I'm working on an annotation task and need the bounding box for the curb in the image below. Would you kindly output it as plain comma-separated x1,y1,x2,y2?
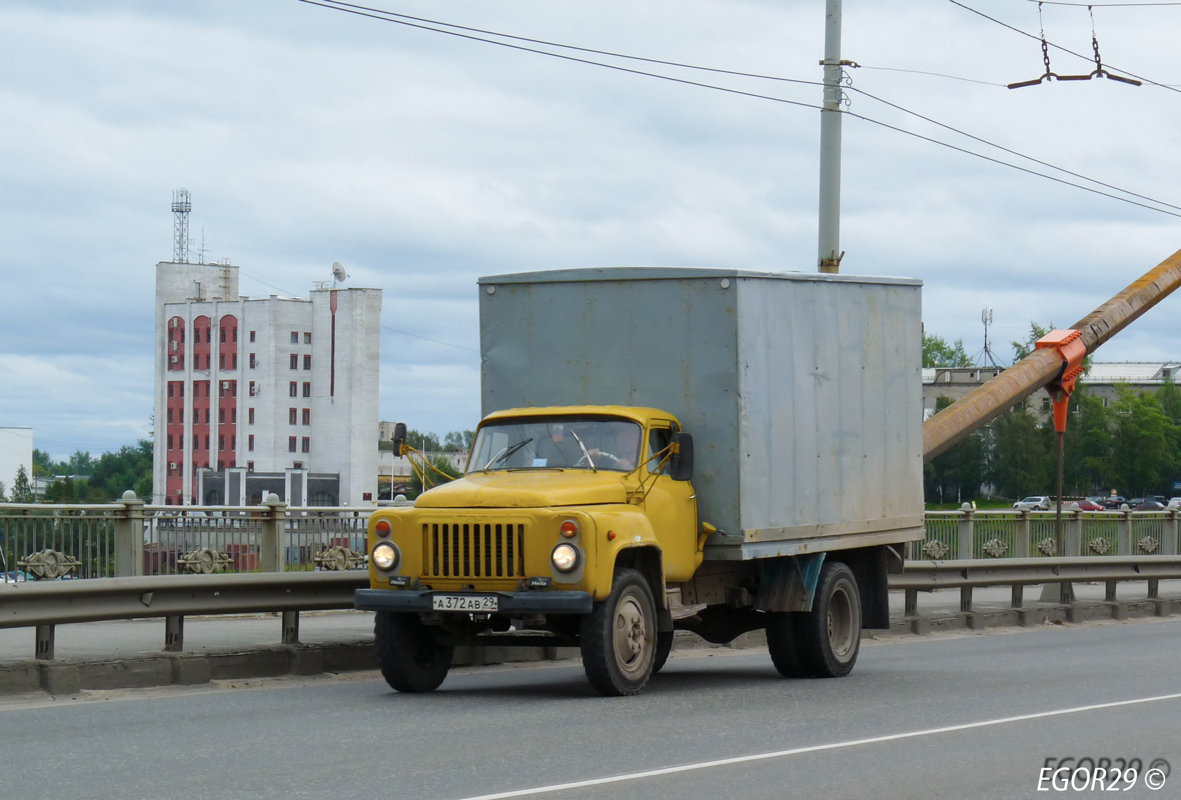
3,600,1178,697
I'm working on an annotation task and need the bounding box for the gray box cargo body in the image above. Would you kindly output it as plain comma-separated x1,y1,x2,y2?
478,267,924,560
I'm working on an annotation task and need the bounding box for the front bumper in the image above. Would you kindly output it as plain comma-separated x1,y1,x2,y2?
354,588,593,614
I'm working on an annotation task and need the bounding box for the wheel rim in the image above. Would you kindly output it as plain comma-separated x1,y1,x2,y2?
612,589,651,677
827,584,856,660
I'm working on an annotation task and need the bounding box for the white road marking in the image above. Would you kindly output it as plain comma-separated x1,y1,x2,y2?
454,691,1181,800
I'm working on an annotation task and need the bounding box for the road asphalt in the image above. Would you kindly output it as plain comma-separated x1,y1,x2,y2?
2,613,1179,800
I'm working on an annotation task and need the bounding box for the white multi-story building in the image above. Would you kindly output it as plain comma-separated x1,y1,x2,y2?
0,427,33,493
153,261,381,506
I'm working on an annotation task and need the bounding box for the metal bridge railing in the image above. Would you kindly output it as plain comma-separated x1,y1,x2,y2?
1,492,383,581
915,508,1180,562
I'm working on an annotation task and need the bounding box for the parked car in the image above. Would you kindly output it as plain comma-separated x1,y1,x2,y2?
1104,495,1127,509
1077,498,1105,511
1135,499,1167,511
1128,498,1145,509
1168,497,1181,509
1014,496,1052,511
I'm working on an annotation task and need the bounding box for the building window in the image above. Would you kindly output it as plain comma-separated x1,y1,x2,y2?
232,382,237,397
221,327,227,343
248,435,255,451
303,332,311,344
247,461,254,472
249,381,255,396
302,382,311,398
293,462,303,469
248,408,255,424
168,383,174,398
301,437,310,453
302,408,310,425
168,435,173,451
193,436,199,450
219,436,225,451
289,436,297,453
232,327,237,343
249,330,256,342
249,353,256,369
206,354,212,370
167,409,173,424
220,354,226,369
289,382,298,397
193,328,200,344
290,331,299,344
290,408,298,424
303,355,311,370
231,435,236,450
232,354,238,370
205,409,211,424
290,354,298,369
231,409,237,424
219,409,226,424
205,436,211,451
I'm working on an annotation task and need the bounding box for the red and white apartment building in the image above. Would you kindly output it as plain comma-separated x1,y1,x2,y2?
153,261,381,506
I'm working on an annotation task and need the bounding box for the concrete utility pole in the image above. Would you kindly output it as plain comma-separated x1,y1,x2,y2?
817,0,844,273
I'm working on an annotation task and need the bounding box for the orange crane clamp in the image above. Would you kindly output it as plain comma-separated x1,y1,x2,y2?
1033,329,1086,433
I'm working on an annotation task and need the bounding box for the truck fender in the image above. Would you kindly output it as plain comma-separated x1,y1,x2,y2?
613,545,673,633
753,553,826,613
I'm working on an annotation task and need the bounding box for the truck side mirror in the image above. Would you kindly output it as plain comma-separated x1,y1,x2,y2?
391,422,407,455
669,433,693,481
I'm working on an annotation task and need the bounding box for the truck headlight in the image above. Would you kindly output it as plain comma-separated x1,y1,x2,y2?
372,541,399,571
551,542,580,573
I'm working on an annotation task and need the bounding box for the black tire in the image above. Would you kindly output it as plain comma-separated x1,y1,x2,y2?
374,611,453,693
652,631,674,674
580,568,658,696
796,561,861,678
765,612,809,678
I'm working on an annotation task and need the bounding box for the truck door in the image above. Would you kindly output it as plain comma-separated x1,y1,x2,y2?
644,421,698,582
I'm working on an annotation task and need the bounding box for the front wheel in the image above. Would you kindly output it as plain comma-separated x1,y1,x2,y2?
795,561,861,678
580,568,658,696
374,611,453,693
652,631,674,674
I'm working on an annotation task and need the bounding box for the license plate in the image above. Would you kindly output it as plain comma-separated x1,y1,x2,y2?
431,594,498,612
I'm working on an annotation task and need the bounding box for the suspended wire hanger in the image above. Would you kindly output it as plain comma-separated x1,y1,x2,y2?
1008,3,1141,88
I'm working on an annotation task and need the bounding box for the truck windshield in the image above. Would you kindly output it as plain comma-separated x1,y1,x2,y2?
468,418,643,473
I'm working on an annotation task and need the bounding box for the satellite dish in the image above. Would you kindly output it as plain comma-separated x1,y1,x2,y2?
331,262,348,285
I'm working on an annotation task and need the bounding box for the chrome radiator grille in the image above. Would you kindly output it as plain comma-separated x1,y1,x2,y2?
424,522,524,579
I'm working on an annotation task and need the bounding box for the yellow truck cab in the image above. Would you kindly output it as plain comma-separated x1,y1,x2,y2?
355,267,925,696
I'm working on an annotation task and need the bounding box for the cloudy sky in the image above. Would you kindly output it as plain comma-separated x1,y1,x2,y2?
2,0,1180,459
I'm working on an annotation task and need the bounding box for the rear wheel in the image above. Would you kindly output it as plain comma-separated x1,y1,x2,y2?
374,611,453,693
765,612,809,678
796,562,861,678
580,568,657,696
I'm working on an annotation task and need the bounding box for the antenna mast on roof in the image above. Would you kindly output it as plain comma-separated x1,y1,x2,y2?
172,189,192,263
975,308,1002,368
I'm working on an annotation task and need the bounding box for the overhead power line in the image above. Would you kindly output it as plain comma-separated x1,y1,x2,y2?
947,0,1181,94
1026,1,1181,6
301,0,1181,220
852,64,1006,87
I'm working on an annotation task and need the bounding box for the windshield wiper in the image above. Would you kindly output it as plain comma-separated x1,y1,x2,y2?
569,430,596,472
483,438,533,472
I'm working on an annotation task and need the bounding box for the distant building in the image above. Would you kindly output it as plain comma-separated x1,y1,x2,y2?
0,427,33,493
923,362,1181,423
153,261,381,506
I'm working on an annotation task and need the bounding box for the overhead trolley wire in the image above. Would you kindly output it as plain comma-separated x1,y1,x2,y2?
300,0,1181,219
947,0,1181,94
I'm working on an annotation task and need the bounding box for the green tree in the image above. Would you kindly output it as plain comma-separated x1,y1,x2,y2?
1011,322,1053,362
1062,386,1114,495
1156,376,1181,424
405,429,442,452
87,440,153,501
409,454,462,495
988,408,1050,499
442,430,475,452
32,448,65,477
922,333,972,368
0,480,7,502
66,450,95,476
1110,386,1176,496
11,465,34,503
